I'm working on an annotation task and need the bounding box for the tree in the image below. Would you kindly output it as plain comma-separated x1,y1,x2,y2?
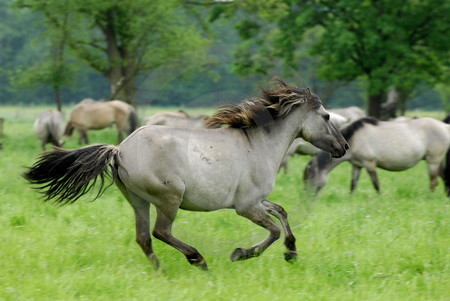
222,0,450,117
17,0,209,105
11,8,76,111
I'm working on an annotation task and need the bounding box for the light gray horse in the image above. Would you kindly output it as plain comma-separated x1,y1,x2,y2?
329,106,366,125
24,78,348,270
304,117,450,194
145,111,208,128
33,110,65,150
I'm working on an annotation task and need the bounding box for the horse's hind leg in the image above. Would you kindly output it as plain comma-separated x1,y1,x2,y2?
152,203,208,270
231,202,281,262
114,178,160,269
427,161,441,191
366,169,380,193
351,165,362,193
115,122,124,143
261,200,297,262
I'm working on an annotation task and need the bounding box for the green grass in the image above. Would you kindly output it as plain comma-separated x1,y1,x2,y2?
1,107,449,300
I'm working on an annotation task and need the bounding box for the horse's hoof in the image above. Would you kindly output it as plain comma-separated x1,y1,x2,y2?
231,247,247,262
284,251,297,263
194,259,209,271
148,254,160,270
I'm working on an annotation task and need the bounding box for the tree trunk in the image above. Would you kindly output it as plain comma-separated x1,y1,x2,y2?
101,9,134,104
367,93,384,118
54,89,62,112
398,89,411,116
109,58,137,106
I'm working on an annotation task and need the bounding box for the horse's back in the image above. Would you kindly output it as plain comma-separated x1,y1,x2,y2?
34,110,64,134
330,106,366,123
350,118,449,170
145,114,206,128
109,100,133,113
404,117,450,154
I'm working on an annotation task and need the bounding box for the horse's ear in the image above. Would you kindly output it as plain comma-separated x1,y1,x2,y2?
271,76,288,87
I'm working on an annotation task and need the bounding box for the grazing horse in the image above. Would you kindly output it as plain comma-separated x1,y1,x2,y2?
304,117,450,195
33,110,65,150
24,78,348,270
64,99,138,144
145,111,208,128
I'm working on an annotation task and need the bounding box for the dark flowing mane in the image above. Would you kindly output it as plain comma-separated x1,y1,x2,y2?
204,77,322,128
341,117,379,140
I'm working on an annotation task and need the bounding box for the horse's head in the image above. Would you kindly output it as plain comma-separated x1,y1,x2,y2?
64,122,74,137
298,100,348,158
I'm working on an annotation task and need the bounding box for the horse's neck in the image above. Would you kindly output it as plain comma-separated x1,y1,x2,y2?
246,109,306,170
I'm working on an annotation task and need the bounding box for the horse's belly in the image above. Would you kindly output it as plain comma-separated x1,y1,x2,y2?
377,160,418,171
180,190,235,211
376,153,423,171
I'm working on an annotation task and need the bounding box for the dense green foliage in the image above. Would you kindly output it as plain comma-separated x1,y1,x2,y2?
0,0,448,112
221,0,450,116
1,107,449,300
13,0,209,105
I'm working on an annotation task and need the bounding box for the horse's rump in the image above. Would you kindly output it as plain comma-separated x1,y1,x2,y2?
34,110,65,148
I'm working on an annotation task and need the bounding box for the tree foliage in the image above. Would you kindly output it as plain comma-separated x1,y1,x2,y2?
15,0,209,105
224,0,450,117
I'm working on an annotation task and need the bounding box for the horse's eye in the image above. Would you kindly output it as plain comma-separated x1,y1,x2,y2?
324,114,330,121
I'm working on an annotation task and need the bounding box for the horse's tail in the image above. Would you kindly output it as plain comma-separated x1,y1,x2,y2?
127,108,139,134
443,150,450,196
23,144,120,205
64,121,74,136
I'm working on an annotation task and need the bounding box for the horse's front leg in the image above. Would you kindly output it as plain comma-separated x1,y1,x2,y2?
231,202,281,262
77,128,89,144
261,200,297,262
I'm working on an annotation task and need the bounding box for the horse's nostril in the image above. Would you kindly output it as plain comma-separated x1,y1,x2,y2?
344,143,349,150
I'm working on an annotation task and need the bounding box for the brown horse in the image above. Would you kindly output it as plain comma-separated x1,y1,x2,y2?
64,99,138,144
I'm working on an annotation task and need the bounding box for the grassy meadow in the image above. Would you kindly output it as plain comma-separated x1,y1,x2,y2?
0,106,449,300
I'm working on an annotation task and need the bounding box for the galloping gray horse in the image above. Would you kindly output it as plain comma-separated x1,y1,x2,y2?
24,78,348,270
304,117,450,194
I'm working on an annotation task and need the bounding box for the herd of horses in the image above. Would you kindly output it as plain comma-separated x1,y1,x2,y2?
25,77,450,270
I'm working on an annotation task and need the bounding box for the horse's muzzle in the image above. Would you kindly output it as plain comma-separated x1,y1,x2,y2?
330,142,349,158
